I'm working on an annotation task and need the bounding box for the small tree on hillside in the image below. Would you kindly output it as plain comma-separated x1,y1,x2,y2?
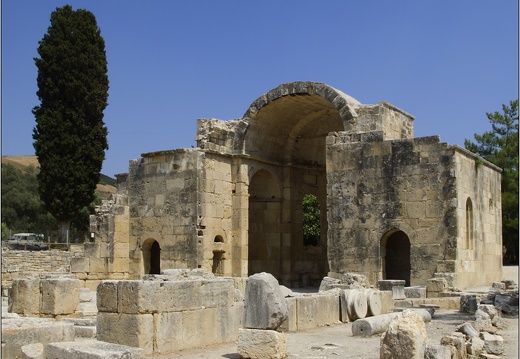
32,5,109,241
465,100,519,264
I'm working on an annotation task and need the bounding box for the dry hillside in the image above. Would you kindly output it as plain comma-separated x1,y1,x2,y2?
1,155,117,198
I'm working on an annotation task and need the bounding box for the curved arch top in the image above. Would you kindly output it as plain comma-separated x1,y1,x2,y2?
243,81,362,121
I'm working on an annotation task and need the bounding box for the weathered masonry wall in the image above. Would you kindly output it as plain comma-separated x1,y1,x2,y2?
326,133,459,286
453,147,502,288
96,276,243,355
119,149,203,277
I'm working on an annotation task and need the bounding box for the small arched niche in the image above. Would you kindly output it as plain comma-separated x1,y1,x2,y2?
142,238,161,275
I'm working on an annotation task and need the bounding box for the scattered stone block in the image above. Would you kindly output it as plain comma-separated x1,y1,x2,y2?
478,304,498,319
426,278,447,298
237,328,286,359
9,278,40,316
404,286,427,299
380,310,427,359
440,335,465,359
424,344,451,359
378,280,406,300
97,312,154,354
278,297,297,332
2,318,74,359
74,325,96,338
491,281,506,292
475,308,493,329
20,343,44,359
40,278,81,316
480,332,504,355
318,276,342,292
243,272,288,330
460,293,477,313
466,336,485,356
44,341,144,358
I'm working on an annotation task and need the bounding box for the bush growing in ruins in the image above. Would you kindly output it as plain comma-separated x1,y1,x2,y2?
465,100,519,265
303,194,320,246
32,5,109,241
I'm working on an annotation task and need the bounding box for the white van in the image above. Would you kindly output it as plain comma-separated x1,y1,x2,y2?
8,233,47,250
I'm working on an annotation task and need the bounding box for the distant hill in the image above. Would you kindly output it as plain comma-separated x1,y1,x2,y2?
2,155,117,198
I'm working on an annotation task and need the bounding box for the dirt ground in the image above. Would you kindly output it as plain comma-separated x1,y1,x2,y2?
160,310,518,359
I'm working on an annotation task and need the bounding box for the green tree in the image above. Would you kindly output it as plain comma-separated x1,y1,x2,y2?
303,194,320,246
32,5,109,241
1,164,56,234
465,100,519,264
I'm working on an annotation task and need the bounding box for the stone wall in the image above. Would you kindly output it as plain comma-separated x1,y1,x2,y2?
326,133,456,286
453,146,502,288
96,273,243,355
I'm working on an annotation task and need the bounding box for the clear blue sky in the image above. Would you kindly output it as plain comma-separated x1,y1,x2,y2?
2,1,518,177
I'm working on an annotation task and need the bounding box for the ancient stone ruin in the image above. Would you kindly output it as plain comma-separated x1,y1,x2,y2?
91,80,502,291
1,81,512,358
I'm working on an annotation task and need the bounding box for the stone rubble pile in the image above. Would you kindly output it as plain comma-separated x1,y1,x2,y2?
426,281,518,359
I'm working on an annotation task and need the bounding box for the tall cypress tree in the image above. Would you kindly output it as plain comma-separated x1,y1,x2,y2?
32,5,109,241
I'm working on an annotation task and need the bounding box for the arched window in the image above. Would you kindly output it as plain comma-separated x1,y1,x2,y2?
466,198,474,250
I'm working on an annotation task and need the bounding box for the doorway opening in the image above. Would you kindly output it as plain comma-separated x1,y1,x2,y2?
381,230,411,286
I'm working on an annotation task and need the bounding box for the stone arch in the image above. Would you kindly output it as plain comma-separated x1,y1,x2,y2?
241,81,362,165
142,238,161,275
381,229,411,286
248,169,282,278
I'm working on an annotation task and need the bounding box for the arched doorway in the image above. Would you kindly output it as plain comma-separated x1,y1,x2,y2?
248,169,282,278
381,230,411,286
142,239,161,275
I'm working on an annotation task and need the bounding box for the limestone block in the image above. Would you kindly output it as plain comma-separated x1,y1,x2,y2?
378,280,406,300
380,310,428,359
424,344,451,359
20,343,44,359
70,257,89,273
97,280,118,313
154,311,183,353
107,257,129,273
404,286,427,299
316,293,341,326
200,278,236,308
478,304,498,319
44,341,144,359
440,335,465,359
40,278,80,316
84,242,101,258
480,332,504,355
243,272,288,330
380,290,394,313
279,297,297,332
466,336,485,356
295,295,318,330
237,328,286,359
426,278,447,297
318,276,342,292
117,280,166,314
475,309,493,329
96,312,154,354
2,318,74,359
9,278,40,315
89,257,107,273
74,325,96,338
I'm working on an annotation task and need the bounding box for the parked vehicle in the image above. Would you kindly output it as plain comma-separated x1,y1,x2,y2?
8,233,48,250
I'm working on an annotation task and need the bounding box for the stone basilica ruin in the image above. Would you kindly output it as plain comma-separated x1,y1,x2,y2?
93,81,503,291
